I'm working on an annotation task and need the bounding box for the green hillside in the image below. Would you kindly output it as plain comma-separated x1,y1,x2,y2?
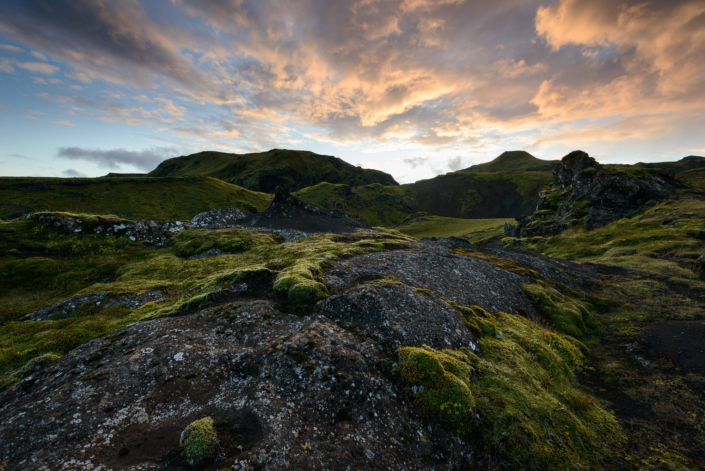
396,213,513,244
296,182,416,227
0,176,272,221
408,171,553,219
148,149,398,193
464,151,559,173
678,167,705,195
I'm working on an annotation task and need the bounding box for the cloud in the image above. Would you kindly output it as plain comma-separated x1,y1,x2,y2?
17,61,59,74
0,44,22,53
0,58,14,73
61,168,87,177
446,155,464,171
31,51,47,61
57,146,178,171
404,156,429,167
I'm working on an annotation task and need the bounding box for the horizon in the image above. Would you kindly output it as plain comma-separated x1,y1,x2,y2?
1,0,704,184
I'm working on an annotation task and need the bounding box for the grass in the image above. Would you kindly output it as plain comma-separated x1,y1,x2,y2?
512,199,705,286
398,311,623,469
396,214,513,244
0,215,414,388
296,182,416,227
148,149,397,192
677,168,705,195
0,176,272,221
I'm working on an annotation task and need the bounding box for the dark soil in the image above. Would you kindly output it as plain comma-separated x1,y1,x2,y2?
638,320,705,374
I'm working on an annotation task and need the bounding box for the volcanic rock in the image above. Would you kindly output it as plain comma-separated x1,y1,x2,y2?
505,150,675,238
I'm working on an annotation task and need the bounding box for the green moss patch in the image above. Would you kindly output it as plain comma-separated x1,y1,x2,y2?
180,417,218,466
398,346,476,433
397,215,513,244
399,313,623,469
521,283,595,339
167,228,282,258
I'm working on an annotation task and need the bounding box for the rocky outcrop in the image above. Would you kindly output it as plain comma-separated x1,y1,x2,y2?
505,150,675,238
35,208,248,246
0,232,606,470
22,291,167,321
237,186,372,235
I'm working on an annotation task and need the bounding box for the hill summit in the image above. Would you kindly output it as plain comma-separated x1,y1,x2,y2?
463,151,559,173
148,149,398,193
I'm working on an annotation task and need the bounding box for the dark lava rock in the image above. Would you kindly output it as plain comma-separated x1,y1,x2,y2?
325,238,537,316
0,302,472,470
638,320,705,374
6,210,26,220
505,150,675,238
320,283,479,352
237,186,372,234
23,291,167,321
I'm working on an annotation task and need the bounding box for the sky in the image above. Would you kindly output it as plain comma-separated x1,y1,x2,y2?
0,0,703,184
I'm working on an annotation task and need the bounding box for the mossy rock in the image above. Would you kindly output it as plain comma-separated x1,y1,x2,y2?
398,345,476,433
273,261,328,311
180,417,218,466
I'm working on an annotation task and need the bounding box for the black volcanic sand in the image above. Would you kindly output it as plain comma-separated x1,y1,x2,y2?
237,186,372,233
639,320,705,374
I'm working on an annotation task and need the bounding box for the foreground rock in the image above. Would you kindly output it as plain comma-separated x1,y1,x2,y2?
0,237,604,469
0,303,472,470
505,150,675,238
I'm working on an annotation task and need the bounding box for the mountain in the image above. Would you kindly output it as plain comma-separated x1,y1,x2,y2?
148,149,398,193
0,176,272,220
463,151,559,173
606,155,705,174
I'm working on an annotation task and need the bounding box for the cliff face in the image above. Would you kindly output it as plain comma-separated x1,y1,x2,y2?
505,151,675,238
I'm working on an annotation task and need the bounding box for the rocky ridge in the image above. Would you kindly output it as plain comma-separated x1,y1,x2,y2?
505,150,675,238
0,231,602,469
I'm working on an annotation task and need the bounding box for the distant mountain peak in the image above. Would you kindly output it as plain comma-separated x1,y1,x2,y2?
463,150,558,173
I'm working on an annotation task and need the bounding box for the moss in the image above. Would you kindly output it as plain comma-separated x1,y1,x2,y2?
581,167,598,177
273,261,328,311
521,283,595,339
180,417,218,466
450,248,541,281
398,345,476,433
167,228,282,258
447,301,497,337
460,190,483,217
398,314,622,469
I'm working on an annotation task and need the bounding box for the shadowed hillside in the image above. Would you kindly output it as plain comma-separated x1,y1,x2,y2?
148,149,398,193
0,176,272,220
407,171,553,219
606,155,705,174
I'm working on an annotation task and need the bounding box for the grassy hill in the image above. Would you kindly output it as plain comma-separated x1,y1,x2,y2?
407,171,553,219
678,167,705,195
296,182,416,227
606,155,705,174
148,149,398,193
463,151,559,173
0,176,273,221
396,213,513,244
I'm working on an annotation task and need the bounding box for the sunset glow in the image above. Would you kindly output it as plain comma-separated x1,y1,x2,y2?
1,0,703,182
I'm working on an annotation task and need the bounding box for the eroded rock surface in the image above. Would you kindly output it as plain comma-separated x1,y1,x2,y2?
0,302,472,470
325,238,537,316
